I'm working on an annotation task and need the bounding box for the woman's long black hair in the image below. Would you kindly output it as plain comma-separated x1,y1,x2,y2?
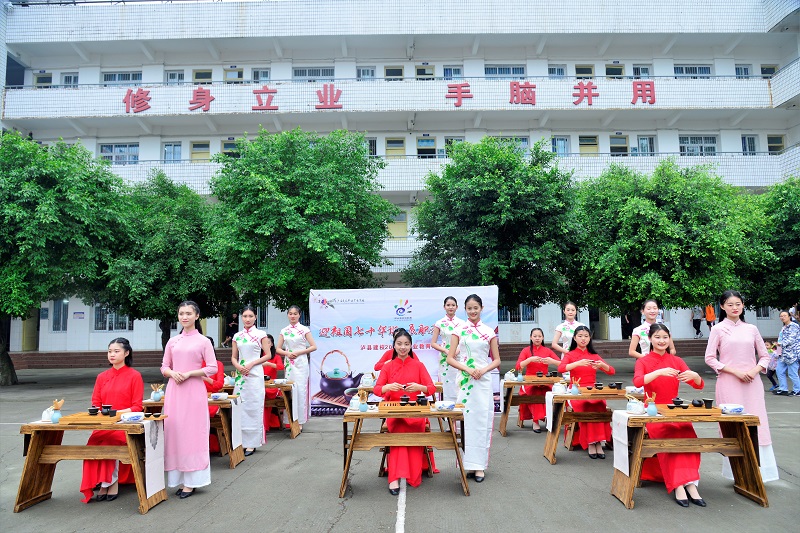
568,325,597,354
529,327,545,354
391,328,414,360
719,290,747,322
109,337,133,367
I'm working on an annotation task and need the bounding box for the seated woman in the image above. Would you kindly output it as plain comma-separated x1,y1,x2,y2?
515,327,560,433
634,324,706,507
203,338,226,454
557,326,615,459
373,329,405,372
262,333,286,432
373,328,436,495
80,338,144,503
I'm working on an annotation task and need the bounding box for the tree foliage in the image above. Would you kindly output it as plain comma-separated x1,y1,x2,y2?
573,159,774,316
207,128,397,310
101,171,236,347
0,133,127,384
401,138,577,308
755,176,800,309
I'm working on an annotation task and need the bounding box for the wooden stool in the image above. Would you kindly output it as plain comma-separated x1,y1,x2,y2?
378,420,435,478
210,414,230,457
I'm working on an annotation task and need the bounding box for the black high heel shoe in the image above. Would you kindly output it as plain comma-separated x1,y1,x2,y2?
689,496,707,507
389,487,400,496
95,493,107,502
105,494,118,502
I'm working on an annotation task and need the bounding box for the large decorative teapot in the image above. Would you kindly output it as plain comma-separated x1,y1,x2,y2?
319,350,364,397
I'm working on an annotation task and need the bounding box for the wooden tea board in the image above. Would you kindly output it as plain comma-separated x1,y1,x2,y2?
657,406,722,417
58,412,122,425
378,401,433,414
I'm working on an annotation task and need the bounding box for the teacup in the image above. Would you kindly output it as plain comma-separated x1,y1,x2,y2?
595,384,604,390
703,398,714,409
88,407,99,416
107,409,117,417
615,382,623,390
549,371,558,377
144,412,153,418
672,397,683,406
152,412,162,417
608,383,617,389
536,371,544,377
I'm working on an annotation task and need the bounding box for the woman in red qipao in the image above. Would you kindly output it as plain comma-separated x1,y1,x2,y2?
557,326,615,459
373,328,437,495
203,339,226,454
262,334,286,431
515,328,560,433
634,323,706,508
80,338,144,503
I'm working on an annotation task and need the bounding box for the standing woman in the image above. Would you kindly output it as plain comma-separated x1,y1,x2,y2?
515,328,560,432
629,299,676,359
446,294,501,482
373,329,437,495
705,290,779,481
551,301,585,359
633,324,706,507
430,296,464,402
262,333,286,431
80,338,144,503
161,301,218,498
558,326,616,458
231,305,270,456
277,305,317,430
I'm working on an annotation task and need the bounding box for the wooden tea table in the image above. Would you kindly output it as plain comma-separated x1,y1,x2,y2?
340,405,468,497
143,397,244,469
610,409,767,509
223,381,301,439
499,376,560,436
15,415,168,515
544,388,638,464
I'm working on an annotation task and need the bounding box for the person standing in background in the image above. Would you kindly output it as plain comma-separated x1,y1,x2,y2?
691,306,704,339
704,303,716,333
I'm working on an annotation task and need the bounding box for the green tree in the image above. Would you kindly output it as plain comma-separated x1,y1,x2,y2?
207,128,397,310
755,176,800,309
401,138,578,308
101,171,236,348
573,159,774,316
0,133,126,385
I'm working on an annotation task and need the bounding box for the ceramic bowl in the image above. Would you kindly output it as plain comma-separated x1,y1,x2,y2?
667,404,676,409
88,407,99,416
672,397,683,406
107,409,117,416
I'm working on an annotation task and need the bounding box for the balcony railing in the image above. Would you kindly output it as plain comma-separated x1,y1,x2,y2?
2,75,777,121
113,145,799,196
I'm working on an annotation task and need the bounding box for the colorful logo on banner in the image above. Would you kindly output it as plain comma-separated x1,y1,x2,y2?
394,299,412,316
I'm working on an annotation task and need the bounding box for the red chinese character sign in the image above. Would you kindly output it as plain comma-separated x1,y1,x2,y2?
252,85,279,110
316,83,342,109
445,82,473,107
188,87,215,112
572,81,599,105
510,82,536,105
631,81,656,104
123,88,151,113
308,286,500,416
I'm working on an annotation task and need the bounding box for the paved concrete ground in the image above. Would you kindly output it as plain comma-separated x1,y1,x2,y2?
1,357,797,533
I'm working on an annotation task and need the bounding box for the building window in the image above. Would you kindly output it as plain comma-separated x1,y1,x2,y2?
384,66,404,81
190,141,210,162
498,304,536,323
674,65,711,79
579,136,599,156
755,306,771,319
417,137,436,158
100,143,139,165
605,64,624,79
357,67,376,80
760,65,777,78
165,70,185,85
485,65,525,80
52,300,68,332
635,135,656,156
365,137,377,156
735,64,752,79
632,65,652,79
415,66,434,80
252,68,270,83
679,136,717,156
575,65,594,79
767,135,785,154
163,142,182,162
494,136,530,153
548,64,566,79
222,141,239,158
293,67,335,82
94,304,133,331
192,70,213,84
224,68,244,84
61,73,79,87
444,137,464,155
610,135,629,156
103,71,142,86
385,138,406,158
443,66,463,80
741,135,758,155
34,73,53,88
552,136,570,155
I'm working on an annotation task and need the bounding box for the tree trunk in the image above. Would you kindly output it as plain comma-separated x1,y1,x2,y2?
159,319,171,350
0,315,19,386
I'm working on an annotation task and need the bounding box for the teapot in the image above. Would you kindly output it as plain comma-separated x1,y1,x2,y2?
318,350,364,397
626,397,646,414
504,370,516,381
552,382,568,394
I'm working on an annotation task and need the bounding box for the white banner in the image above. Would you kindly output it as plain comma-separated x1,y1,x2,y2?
308,286,499,416
144,419,165,499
